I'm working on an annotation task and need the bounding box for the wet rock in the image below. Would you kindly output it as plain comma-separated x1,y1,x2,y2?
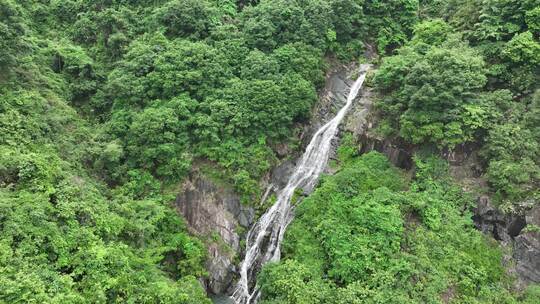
175,172,254,295
308,65,354,138
270,159,296,190
295,63,361,175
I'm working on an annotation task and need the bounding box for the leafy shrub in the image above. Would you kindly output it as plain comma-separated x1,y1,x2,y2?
259,152,525,303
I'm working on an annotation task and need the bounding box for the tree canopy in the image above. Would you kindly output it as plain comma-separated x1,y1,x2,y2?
1,0,538,302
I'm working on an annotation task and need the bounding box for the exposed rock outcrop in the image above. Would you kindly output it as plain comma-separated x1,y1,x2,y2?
443,145,539,286
343,82,414,170
356,133,414,169
515,230,540,284
175,172,255,295
474,196,517,243
474,197,540,286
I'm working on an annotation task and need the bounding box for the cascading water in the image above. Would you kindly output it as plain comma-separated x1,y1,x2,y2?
231,64,370,304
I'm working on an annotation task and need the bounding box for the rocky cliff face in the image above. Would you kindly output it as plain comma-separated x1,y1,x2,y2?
175,171,254,294
474,197,540,287
342,81,414,170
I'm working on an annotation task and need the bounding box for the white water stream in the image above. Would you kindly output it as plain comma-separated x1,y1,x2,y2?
231,64,370,304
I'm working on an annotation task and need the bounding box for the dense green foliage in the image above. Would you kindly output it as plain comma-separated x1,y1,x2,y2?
0,0,425,302
374,1,540,206
0,67,210,303
1,0,425,202
258,150,539,303
0,17,210,301
2,0,539,303
374,25,487,147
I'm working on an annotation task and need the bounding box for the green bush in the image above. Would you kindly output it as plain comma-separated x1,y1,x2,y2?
259,152,528,303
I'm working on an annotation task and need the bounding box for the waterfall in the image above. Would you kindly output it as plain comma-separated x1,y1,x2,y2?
231,64,370,304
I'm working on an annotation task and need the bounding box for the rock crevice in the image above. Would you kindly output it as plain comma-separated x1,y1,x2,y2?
474,197,540,286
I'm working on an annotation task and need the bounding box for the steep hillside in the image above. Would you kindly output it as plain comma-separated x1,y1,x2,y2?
1,1,538,304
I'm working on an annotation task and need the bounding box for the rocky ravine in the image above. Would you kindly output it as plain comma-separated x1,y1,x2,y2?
174,62,362,296
176,61,539,297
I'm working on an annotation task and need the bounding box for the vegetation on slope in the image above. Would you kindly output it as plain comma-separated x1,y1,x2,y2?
1,0,539,302
375,0,539,207
0,0,423,302
258,1,540,302
258,149,540,303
